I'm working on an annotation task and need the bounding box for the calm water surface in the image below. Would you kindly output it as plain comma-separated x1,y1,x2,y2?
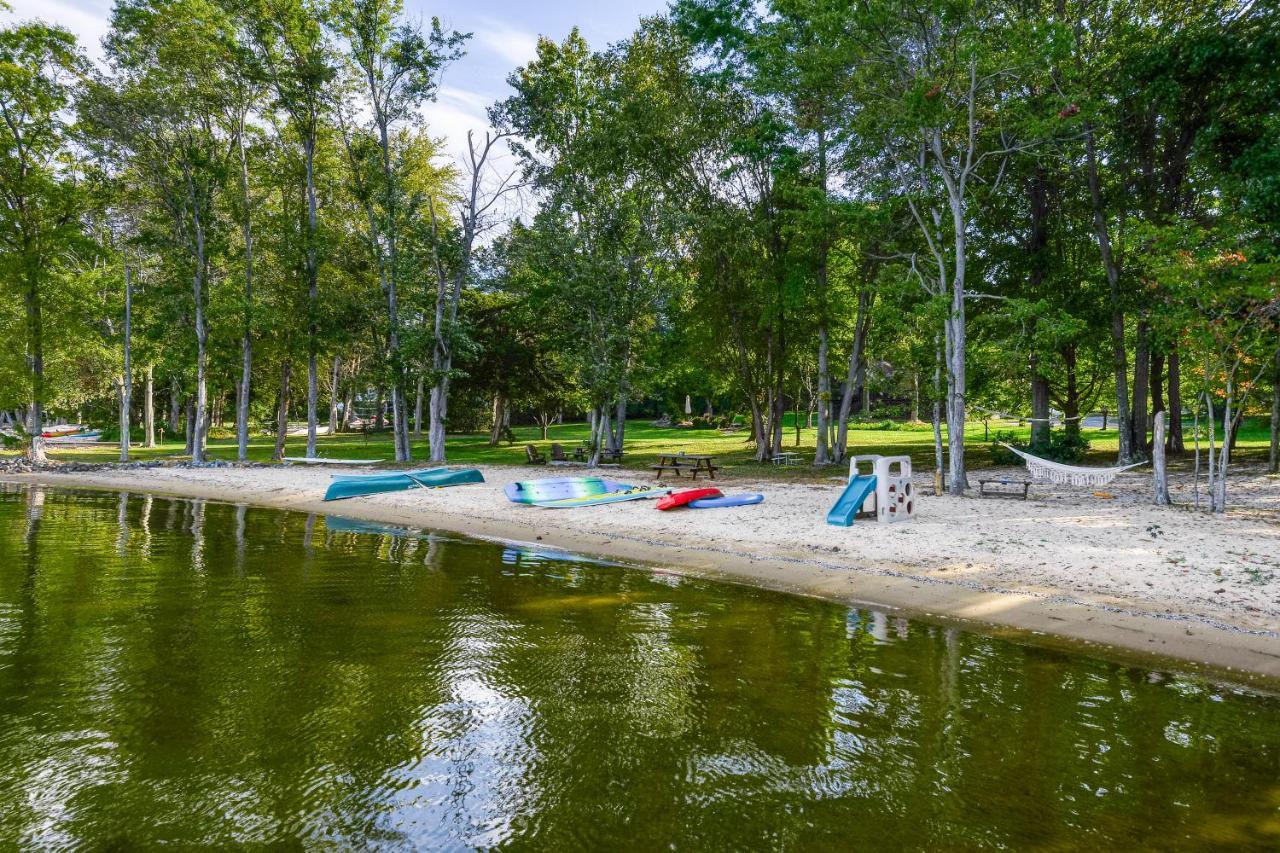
0,486,1277,850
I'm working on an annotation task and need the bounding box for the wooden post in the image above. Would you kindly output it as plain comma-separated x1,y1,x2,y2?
1153,410,1169,505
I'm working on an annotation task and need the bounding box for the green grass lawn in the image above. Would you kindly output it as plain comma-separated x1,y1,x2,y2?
11,414,1274,479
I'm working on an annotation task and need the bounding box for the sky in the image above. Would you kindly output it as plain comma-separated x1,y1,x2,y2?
2,0,668,157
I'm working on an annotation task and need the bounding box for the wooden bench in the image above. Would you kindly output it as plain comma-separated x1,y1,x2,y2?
978,477,1031,499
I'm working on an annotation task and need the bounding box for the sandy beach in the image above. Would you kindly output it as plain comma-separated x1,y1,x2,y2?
5,461,1279,684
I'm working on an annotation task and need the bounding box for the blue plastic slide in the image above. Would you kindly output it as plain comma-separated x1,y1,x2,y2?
826,475,877,526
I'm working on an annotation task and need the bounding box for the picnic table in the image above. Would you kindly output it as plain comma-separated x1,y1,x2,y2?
772,451,801,466
652,452,718,480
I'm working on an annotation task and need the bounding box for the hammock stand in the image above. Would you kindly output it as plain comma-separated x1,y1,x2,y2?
999,443,1147,487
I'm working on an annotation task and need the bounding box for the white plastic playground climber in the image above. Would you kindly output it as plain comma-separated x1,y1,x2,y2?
998,443,1146,487
827,454,916,525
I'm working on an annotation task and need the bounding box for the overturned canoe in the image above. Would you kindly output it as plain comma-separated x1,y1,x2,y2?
504,477,669,508
323,468,484,501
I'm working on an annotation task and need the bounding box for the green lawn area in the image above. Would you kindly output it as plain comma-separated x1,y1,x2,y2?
11,415,1274,478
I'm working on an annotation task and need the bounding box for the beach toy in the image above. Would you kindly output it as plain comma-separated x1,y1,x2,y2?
505,477,670,508
688,493,764,509
655,488,722,510
827,455,914,525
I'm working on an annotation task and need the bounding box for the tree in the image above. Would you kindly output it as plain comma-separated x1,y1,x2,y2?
332,0,466,461
852,0,1051,493
246,0,338,458
84,0,240,464
425,128,518,463
0,22,88,460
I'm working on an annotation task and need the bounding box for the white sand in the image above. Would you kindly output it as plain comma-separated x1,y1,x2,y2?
6,461,1280,681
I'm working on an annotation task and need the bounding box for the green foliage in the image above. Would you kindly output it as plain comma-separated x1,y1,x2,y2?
1,0,1277,490
992,428,1091,465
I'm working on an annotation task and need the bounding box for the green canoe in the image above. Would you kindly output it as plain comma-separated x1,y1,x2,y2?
323,468,484,501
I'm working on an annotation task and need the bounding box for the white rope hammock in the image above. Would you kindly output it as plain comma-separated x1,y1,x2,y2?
999,443,1147,487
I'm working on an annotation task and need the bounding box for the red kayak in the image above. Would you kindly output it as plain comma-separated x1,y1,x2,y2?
656,488,722,510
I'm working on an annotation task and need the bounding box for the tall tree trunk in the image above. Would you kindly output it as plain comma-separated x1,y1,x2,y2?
835,287,873,461
614,389,628,454
1063,345,1081,441
328,355,341,437
911,369,920,422
860,358,871,417
236,123,254,464
1028,164,1051,450
1167,347,1184,453
170,378,180,444
488,393,505,446
1083,121,1134,463
414,375,424,439
191,206,209,465
1269,347,1279,474
943,189,969,496
1153,410,1169,505
143,364,155,448
1131,318,1150,457
341,385,354,432
815,325,831,464
813,119,832,464
184,398,194,455
944,309,966,495
1031,358,1050,448
369,75,409,462
120,261,132,462
1150,351,1165,419
304,134,320,460
932,332,945,494
1214,383,1238,515
274,360,291,463
22,268,47,462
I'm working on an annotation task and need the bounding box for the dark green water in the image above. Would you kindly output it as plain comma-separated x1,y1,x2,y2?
0,487,1277,850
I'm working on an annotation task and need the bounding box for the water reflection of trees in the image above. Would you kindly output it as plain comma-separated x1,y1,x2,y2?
0,489,1276,848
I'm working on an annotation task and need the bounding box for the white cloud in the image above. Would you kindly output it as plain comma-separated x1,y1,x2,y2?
421,93,490,162
472,17,537,68
4,0,111,61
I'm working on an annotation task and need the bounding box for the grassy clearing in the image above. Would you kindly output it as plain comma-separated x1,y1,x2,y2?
11,415,1274,479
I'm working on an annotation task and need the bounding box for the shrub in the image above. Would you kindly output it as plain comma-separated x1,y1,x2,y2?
992,429,1090,465
989,430,1023,465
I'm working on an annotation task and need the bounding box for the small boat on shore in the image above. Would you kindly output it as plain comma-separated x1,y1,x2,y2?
323,468,484,501
41,425,87,438
44,429,103,444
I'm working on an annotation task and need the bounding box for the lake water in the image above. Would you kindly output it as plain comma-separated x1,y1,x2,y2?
0,486,1277,849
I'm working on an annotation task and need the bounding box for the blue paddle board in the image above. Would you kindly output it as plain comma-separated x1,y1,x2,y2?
688,493,764,509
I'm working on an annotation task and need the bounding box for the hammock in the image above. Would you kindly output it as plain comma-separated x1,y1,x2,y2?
999,443,1147,487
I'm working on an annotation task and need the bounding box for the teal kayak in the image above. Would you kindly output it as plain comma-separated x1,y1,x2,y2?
323,468,484,501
